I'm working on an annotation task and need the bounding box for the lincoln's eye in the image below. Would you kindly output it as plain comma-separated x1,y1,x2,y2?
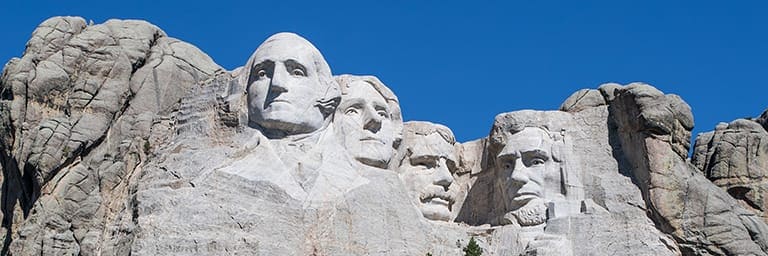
530,158,545,166
292,68,305,76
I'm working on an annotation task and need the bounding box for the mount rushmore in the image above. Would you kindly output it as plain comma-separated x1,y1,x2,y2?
0,16,767,255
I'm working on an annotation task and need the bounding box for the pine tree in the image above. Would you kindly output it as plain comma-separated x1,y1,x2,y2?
463,237,483,256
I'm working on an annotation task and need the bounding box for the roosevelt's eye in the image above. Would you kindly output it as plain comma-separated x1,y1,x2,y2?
292,68,305,76
257,70,267,78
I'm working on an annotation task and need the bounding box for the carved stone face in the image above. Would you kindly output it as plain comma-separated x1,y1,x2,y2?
496,127,563,226
246,33,334,135
398,132,457,221
337,80,396,168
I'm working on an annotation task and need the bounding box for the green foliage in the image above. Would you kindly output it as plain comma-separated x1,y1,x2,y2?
143,140,151,154
462,237,483,256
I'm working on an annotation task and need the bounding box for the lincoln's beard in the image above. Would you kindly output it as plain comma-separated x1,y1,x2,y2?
510,198,548,226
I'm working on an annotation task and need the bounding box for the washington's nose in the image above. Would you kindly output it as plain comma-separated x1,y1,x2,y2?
363,107,383,133
269,68,288,93
433,158,454,191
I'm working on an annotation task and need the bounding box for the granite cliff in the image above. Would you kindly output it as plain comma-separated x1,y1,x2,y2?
0,16,766,255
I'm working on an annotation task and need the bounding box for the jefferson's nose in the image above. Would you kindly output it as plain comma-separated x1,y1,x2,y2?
363,107,383,133
433,158,454,191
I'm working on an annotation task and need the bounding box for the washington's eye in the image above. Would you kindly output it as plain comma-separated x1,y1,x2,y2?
292,68,305,76
257,70,267,78
503,162,513,170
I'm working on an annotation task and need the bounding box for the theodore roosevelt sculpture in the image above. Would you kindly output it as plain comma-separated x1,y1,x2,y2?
395,121,459,221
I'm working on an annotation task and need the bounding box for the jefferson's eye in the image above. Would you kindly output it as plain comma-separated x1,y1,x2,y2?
292,68,305,76
257,70,267,78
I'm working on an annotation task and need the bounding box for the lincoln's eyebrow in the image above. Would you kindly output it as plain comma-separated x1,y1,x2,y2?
521,149,550,160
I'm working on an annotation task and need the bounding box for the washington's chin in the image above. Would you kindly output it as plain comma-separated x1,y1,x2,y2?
353,145,393,167
355,156,390,169
419,201,452,222
258,109,324,133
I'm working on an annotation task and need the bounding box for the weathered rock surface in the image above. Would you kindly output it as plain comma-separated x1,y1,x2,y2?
611,83,768,255
0,16,221,255
693,111,768,221
0,16,767,256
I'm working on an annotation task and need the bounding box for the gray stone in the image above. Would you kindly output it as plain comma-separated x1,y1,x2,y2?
611,83,768,255
757,108,768,131
0,16,221,255
559,89,606,112
693,117,768,220
2,16,768,256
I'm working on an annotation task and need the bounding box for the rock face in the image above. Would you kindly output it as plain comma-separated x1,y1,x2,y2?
693,117,768,220
0,16,767,255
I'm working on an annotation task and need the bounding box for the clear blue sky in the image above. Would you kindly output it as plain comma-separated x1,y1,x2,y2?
2,1,766,144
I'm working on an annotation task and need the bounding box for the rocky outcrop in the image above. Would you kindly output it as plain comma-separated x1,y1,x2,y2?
693,118,768,220
0,16,221,255
610,83,768,255
0,16,767,256
693,108,768,226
